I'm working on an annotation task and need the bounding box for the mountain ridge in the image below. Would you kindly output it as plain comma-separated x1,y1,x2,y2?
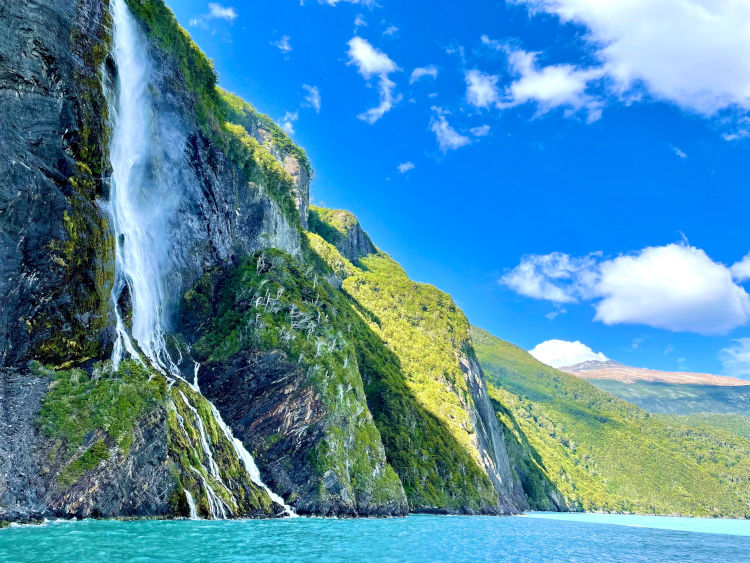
562,360,749,387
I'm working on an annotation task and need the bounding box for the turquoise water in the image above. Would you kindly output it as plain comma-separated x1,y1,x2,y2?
1,514,748,562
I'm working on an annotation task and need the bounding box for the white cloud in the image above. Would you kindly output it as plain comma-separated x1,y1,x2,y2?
397,161,415,174
502,252,600,303
383,25,399,37
470,125,491,137
731,253,750,282
272,35,292,54
480,34,503,51
317,0,376,5
347,37,401,123
208,3,237,20
190,3,237,27
410,66,439,84
720,338,750,379
546,307,567,320
430,108,470,152
502,48,603,120
353,14,367,33
511,0,750,117
466,70,500,109
280,111,298,134
529,339,609,368
671,145,688,159
503,243,750,334
302,85,321,113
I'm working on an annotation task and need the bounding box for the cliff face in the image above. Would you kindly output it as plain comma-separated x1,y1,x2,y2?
0,0,526,521
0,0,114,369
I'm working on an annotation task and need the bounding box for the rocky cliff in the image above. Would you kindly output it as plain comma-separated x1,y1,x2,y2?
0,0,526,521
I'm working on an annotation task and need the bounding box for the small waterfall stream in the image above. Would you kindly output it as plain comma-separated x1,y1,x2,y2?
107,0,293,519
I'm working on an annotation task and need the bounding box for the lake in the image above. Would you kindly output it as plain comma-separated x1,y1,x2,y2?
1,513,748,562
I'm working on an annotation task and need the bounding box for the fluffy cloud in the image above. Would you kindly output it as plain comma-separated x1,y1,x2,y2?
502,49,603,120
302,85,321,113
511,0,750,117
430,108,471,152
731,253,750,282
529,339,609,368
347,37,401,123
502,251,600,303
397,161,415,174
190,3,238,27
466,70,500,109
671,145,688,159
208,3,237,20
503,244,750,334
279,111,299,134
410,66,439,84
720,338,750,379
383,26,399,37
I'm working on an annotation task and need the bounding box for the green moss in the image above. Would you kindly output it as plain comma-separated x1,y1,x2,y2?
58,440,111,488
36,360,166,455
166,381,274,518
34,4,115,367
34,360,165,488
472,326,750,518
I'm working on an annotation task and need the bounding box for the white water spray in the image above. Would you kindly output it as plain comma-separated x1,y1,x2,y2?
184,490,198,520
107,0,293,519
108,0,179,376
209,403,298,517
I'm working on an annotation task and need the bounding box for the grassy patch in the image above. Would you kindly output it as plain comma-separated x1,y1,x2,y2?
36,360,166,456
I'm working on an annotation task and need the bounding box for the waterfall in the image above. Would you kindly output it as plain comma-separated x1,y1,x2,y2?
108,0,179,376
106,0,293,519
208,403,298,517
184,490,198,520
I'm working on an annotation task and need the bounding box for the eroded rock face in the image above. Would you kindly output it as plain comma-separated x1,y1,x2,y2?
122,23,303,324
197,328,408,517
0,367,173,521
459,353,529,513
0,0,114,368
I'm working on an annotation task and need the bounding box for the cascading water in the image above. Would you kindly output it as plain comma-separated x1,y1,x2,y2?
106,0,294,519
108,0,179,376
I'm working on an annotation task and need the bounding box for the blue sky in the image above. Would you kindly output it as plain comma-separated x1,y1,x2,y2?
167,0,750,378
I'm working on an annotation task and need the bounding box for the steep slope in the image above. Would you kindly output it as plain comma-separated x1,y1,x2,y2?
471,326,750,517
2,0,527,521
2,0,332,521
308,213,527,513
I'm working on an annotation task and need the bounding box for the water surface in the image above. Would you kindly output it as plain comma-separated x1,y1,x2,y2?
1,514,748,562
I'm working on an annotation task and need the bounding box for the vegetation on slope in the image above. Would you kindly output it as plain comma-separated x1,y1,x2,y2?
471,326,750,517
125,0,308,227
665,413,750,441
306,224,501,512
588,379,750,415
35,360,166,487
34,360,273,516
184,248,405,509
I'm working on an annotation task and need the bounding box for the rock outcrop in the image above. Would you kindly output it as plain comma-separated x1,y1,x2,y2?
0,0,526,521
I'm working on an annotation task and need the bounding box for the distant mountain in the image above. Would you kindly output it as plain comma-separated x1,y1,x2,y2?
470,327,750,518
561,361,750,416
562,360,749,386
